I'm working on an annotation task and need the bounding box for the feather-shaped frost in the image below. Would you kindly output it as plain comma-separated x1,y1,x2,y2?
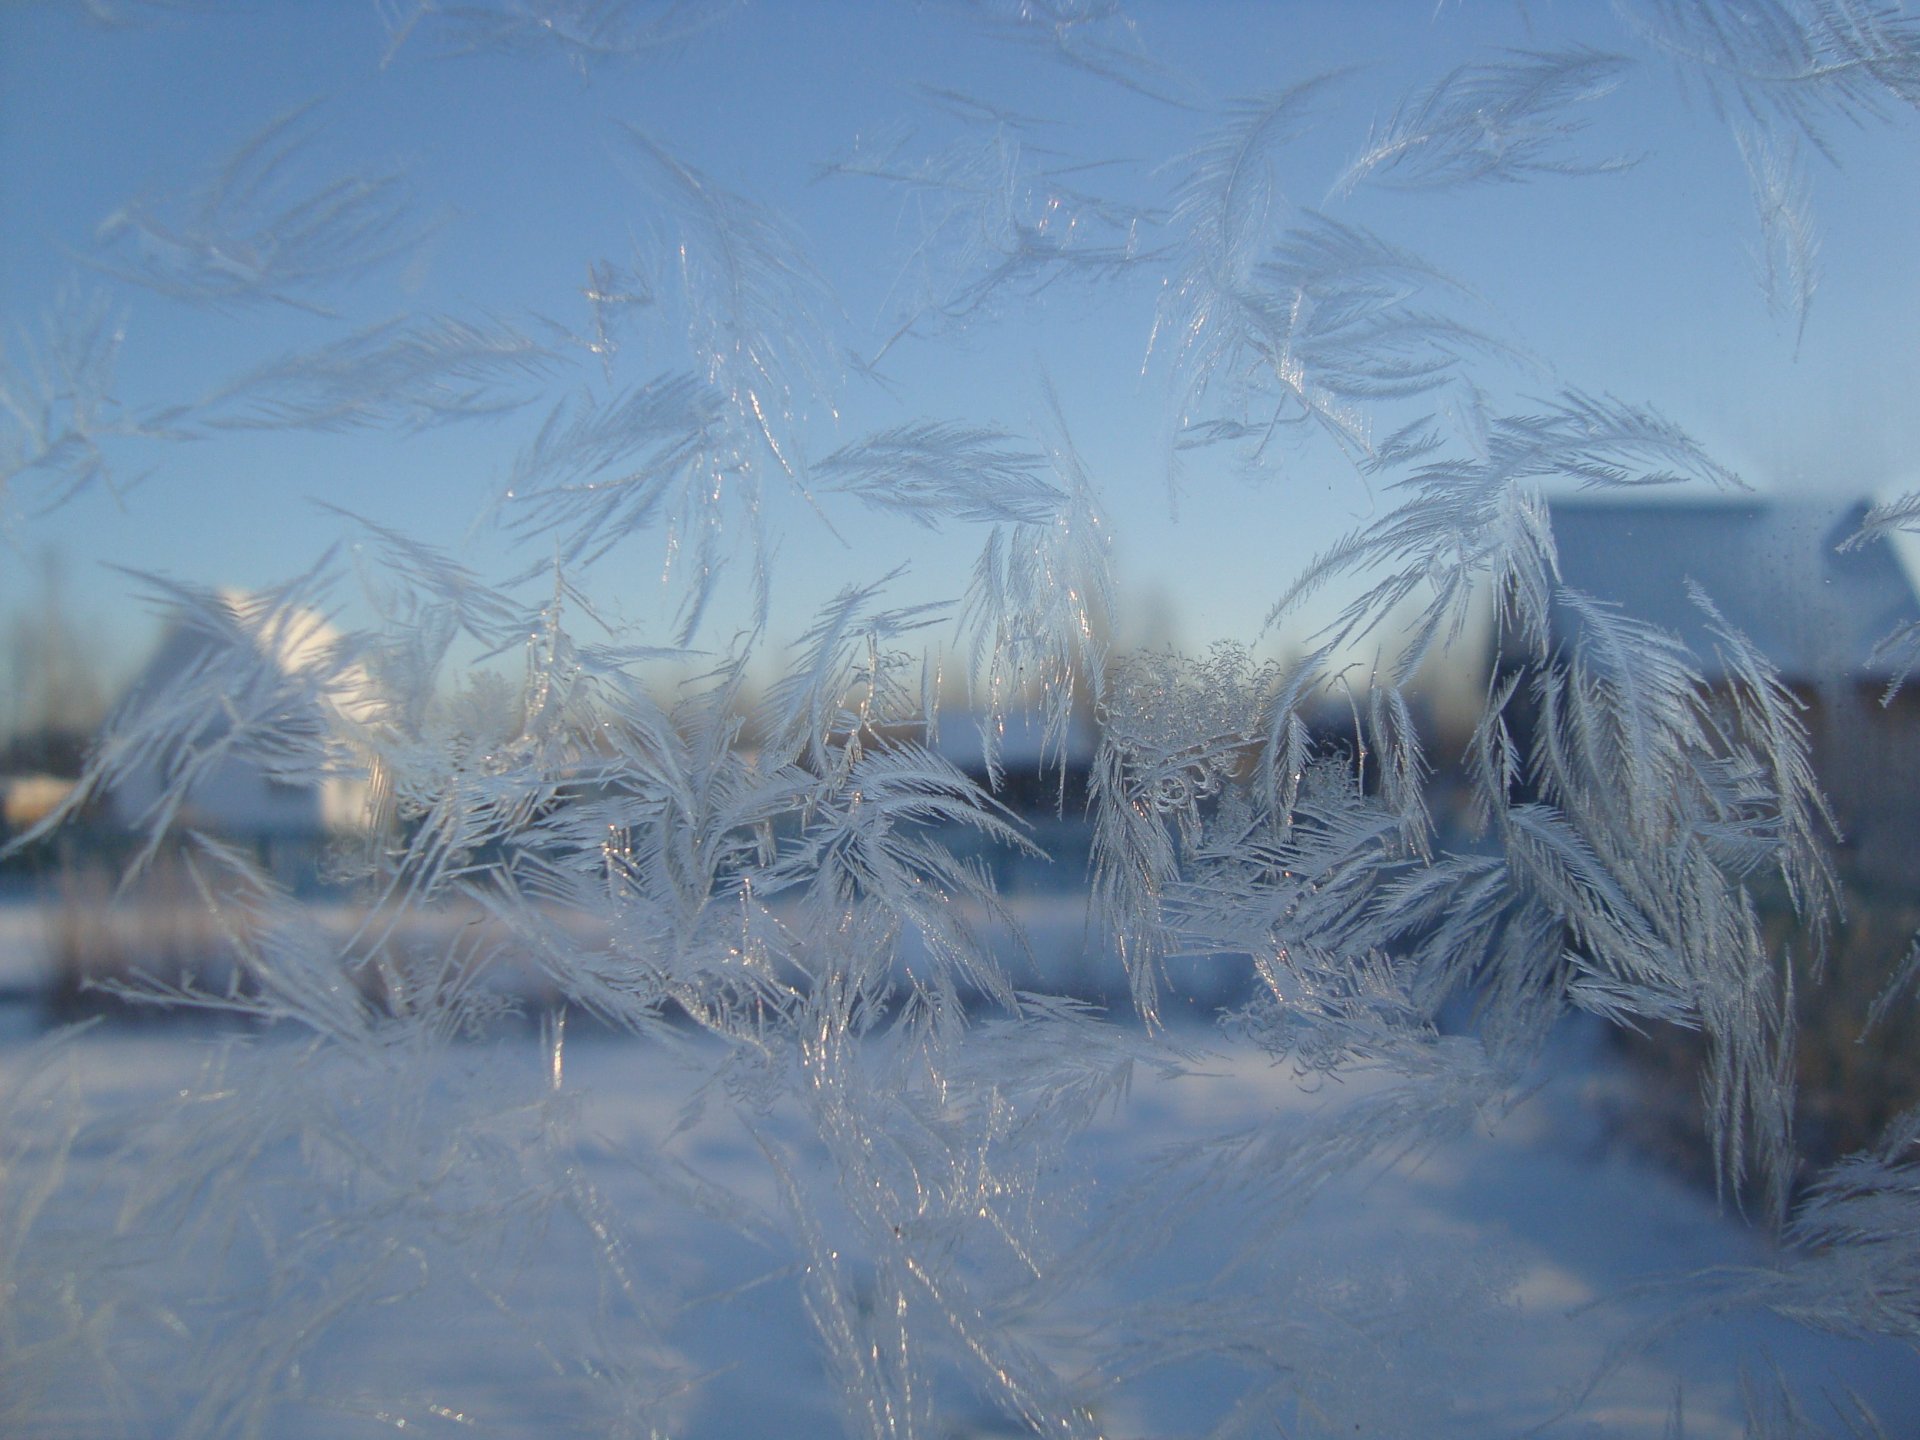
1766,1106,1920,1342
1091,645,1432,1033
957,390,1114,792
1624,0,1920,153
1271,390,1740,670
504,372,729,566
1657,1104,1920,1362
332,506,531,659
197,314,554,432
89,104,425,312
499,372,774,639
1739,127,1823,347
1335,46,1636,193
1688,581,1840,929
760,742,1037,1009
0,287,183,517
8,564,376,876
756,574,948,775
1622,0,1920,341
823,99,1158,366
1840,489,1920,699
954,0,1192,107
615,126,837,487
1170,78,1344,272
379,0,733,70
1161,88,1510,478
816,422,1065,527
9,6,1914,1432
568,258,653,378
1517,592,1801,1210
1251,215,1503,408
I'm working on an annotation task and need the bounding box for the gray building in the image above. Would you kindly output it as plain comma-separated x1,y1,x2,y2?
1546,496,1920,890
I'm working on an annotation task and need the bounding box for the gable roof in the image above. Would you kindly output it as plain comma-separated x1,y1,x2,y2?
1545,497,1918,685
105,589,381,837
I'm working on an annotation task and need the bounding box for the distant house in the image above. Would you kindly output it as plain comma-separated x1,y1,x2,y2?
1544,496,1920,889
102,590,381,887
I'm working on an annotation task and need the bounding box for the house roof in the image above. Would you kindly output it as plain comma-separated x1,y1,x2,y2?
1545,497,1918,685
105,589,381,837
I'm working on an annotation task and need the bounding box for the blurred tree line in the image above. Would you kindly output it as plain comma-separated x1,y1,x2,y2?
2,549,105,778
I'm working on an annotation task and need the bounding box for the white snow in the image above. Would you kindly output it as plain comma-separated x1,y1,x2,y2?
3,1009,1911,1438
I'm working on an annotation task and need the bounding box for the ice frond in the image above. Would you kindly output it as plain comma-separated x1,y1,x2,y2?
1688,581,1841,930
10,6,1915,1430
504,373,727,541
562,257,654,379
1269,391,1736,666
70,1018,645,1433
1490,389,1746,492
1165,84,1538,478
953,0,1195,107
1253,214,1504,403
1087,733,1180,1026
1171,78,1347,277
1620,0,1919,339
11,562,373,875
1623,0,1920,156
615,126,838,485
500,372,761,634
0,286,180,517
1091,644,1275,1017
1334,46,1636,194
0,1029,100,1431
1738,126,1823,348
1544,590,1710,815
1091,646,1432,1032
1101,1244,1520,1440
760,741,1037,1008
1267,435,1559,665
817,422,1065,527
823,100,1158,368
956,993,1190,1133
89,104,425,312
756,575,948,774
1839,492,1920,700
379,0,735,71
1844,487,1920,546
1369,681,1434,857
1111,1036,1514,1260
119,832,381,1039
952,387,1113,797
1513,591,1801,1210
320,508,538,747
1162,209,1498,480
1769,1107,1920,1342
1684,1106,1920,1352
755,1002,1116,1439
197,313,554,432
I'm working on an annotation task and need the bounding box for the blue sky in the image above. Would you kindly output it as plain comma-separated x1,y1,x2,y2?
3,0,1918,705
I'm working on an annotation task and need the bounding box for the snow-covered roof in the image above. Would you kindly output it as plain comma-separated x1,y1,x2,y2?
1546,497,1918,685
106,590,381,838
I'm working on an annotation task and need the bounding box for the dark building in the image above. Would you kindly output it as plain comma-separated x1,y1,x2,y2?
1544,496,1920,891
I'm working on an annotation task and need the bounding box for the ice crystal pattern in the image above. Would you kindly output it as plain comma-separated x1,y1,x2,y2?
4,3,1920,1437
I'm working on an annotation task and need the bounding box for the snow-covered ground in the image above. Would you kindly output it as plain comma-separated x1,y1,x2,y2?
3,997,1914,1438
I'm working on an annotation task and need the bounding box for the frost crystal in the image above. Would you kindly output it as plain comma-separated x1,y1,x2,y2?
4,3,1918,1436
